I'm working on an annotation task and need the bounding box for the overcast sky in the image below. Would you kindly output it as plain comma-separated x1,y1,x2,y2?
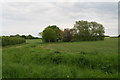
0,1,119,37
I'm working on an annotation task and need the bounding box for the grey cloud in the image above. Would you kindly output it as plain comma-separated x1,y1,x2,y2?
1,2,118,37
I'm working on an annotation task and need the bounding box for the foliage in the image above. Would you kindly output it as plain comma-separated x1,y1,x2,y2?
42,28,57,42
25,35,39,39
73,21,105,41
2,36,26,46
10,34,39,39
42,25,63,42
63,28,74,42
40,20,105,42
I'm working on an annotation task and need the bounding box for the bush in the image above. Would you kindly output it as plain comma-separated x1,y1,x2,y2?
42,28,57,42
2,36,26,46
41,25,63,42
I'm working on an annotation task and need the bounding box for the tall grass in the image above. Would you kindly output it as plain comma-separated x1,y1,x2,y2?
2,38,118,78
2,51,118,78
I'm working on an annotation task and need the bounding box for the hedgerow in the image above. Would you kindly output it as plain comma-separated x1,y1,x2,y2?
2,36,26,46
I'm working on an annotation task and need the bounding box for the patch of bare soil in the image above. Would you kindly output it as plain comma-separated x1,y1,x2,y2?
15,46,21,48
41,44,71,54
42,44,54,51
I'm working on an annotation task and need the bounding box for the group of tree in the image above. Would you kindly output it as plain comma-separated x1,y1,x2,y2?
41,20,105,42
10,34,39,39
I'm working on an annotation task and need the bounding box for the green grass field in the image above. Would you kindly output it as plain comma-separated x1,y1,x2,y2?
2,38,118,78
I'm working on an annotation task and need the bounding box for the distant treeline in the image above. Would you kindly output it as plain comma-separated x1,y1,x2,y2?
40,20,105,42
9,34,40,39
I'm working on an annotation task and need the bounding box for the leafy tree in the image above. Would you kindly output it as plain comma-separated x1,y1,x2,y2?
63,28,74,42
90,22,105,40
14,34,21,37
47,25,63,41
42,25,63,42
10,34,20,37
27,35,33,39
25,35,39,39
21,35,26,39
73,20,105,41
42,27,57,42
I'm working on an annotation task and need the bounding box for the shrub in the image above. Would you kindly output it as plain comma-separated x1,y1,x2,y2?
2,36,26,46
41,25,63,42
